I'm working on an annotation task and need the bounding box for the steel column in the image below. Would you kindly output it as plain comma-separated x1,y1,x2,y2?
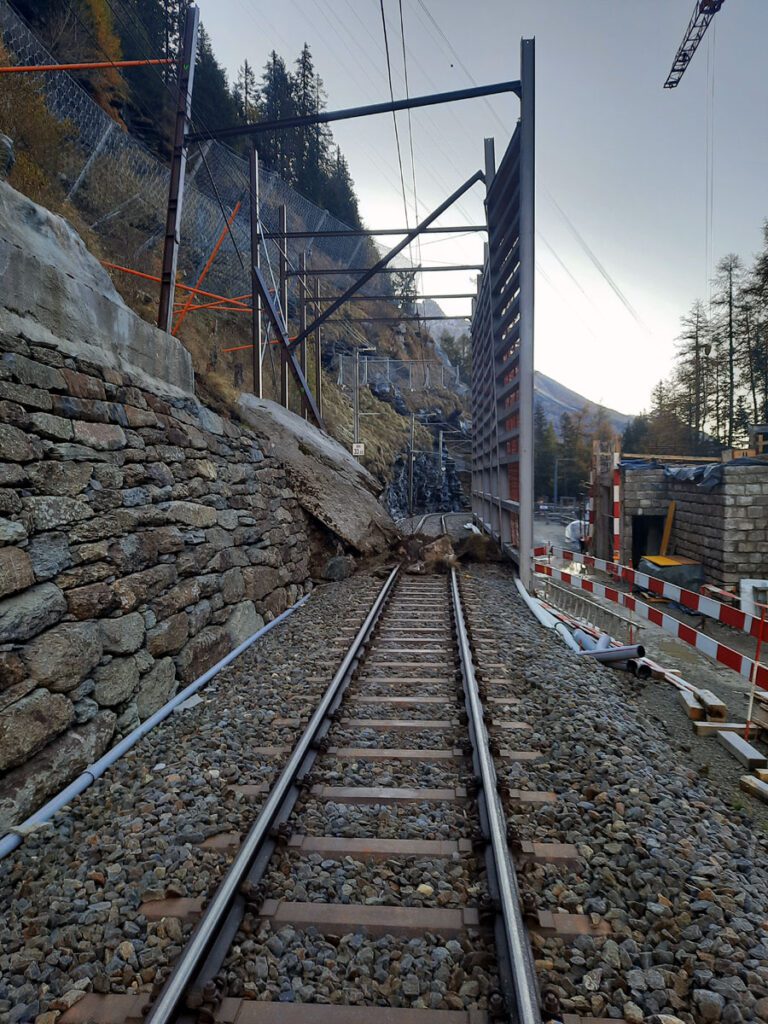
517,38,535,589
313,278,323,420
157,5,199,332
249,147,263,397
278,205,289,409
298,252,307,385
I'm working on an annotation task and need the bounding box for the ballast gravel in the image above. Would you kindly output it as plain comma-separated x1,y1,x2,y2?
293,798,474,840
222,924,500,1010
2,562,767,1024
263,852,483,909
461,565,768,1024
0,572,383,1021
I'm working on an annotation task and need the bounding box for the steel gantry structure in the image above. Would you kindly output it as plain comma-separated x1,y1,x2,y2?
156,9,536,586
470,39,535,588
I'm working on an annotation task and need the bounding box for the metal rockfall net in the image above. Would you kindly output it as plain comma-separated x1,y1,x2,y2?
0,0,409,321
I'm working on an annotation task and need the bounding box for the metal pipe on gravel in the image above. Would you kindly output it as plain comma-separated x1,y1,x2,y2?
146,565,401,1024
577,644,645,663
0,593,312,862
450,568,542,1024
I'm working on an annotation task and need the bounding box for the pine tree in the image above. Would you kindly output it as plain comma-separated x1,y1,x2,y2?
533,404,557,500
234,59,259,124
192,26,239,135
674,301,710,450
260,51,295,180
289,44,329,203
392,269,417,314
322,146,361,228
711,254,743,446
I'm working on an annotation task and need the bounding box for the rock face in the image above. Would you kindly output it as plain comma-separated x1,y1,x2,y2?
239,396,397,557
386,450,466,519
0,180,398,833
0,180,194,395
0,689,74,772
0,710,115,832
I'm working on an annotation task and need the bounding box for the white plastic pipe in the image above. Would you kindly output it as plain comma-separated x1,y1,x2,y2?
0,592,311,861
515,577,581,652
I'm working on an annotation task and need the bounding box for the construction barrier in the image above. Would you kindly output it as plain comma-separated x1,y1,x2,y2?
533,562,768,690
536,546,768,643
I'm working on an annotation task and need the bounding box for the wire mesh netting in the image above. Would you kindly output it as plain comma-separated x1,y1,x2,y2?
336,354,461,392
0,0,412,325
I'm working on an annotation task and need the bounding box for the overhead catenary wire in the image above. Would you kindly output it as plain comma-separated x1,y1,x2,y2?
378,0,413,254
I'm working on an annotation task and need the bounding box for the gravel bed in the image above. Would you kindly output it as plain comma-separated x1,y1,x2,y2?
357,665,453,680
349,679,457,698
312,756,463,788
331,727,458,750
461,564,768,1024
0,572,384,1021
221,924,500,1009
263,852,483,908
293,799,474,841
344,701,460,720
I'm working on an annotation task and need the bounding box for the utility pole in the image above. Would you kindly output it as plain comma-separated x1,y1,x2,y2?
353,347,361,448
408,413,416,516
313,278,322,419
158,5,199,332
299,251,307,418
278,204,289,408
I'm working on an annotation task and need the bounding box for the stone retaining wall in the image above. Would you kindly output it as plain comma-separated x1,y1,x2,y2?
0,332,317,830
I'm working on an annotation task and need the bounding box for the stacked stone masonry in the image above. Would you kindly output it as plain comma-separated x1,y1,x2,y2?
0,332,318,832
620,464,768,588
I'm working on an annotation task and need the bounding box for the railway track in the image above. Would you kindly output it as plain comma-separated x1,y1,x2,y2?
67,567,547,1024
22,565,765,1024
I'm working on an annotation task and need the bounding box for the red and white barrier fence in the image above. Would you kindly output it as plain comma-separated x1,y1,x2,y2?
534,561,768,690
534,545,768,644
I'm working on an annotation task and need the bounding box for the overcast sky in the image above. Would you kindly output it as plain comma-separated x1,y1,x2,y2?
198,0,768,415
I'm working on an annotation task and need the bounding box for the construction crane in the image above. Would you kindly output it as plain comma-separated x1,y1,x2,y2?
663,0,726,89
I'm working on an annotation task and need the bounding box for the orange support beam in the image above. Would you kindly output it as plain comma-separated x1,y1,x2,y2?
0,58,174,73
172,201,241,335
101,261,269,306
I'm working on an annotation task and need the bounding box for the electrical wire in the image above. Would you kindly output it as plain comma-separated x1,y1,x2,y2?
378,0,412,250
397,0,424,328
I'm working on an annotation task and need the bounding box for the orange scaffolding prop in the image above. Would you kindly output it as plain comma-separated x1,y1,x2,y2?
0,58,175,73
102,261,264,307
222,338,295,353
173,296,251,313
172,201,242,336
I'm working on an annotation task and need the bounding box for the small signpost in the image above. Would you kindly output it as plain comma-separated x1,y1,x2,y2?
352,443,365,457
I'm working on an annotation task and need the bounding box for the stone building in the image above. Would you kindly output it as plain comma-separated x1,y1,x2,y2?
592,450,768,589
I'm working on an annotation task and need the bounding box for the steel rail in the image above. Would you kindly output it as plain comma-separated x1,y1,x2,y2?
450,568,542,1024
145,565,401,1023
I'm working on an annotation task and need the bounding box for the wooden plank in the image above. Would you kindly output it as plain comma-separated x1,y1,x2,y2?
659,500,676,558
717,732,768,768
678,688,704,720
693,721,748,736
739,774,768,803
697,689,728,720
